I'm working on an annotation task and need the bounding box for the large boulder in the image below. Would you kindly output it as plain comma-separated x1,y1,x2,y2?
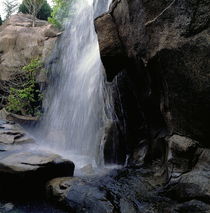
163,134,210,205
0,151,74,175
0,119,75,199
94,2,210,211
164,149,210,204
95,0,210,148
95,14,126,81
0,13,59,83
167,135,199,174
0,149,75,199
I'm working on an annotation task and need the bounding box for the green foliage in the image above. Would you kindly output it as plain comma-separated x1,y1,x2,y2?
37,0,52,20
0,16,2,25
19,0,52,21
6,59,44,116
18,3,26,14
48,0,73,28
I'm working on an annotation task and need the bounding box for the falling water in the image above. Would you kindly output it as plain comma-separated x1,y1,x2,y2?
36,0,114,168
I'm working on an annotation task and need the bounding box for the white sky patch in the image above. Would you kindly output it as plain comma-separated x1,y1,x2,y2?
0,0,53,20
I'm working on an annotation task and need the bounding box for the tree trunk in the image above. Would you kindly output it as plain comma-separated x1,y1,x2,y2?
32,8,36,27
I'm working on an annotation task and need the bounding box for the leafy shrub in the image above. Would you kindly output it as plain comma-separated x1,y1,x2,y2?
6,59,44,116
48,0,73,28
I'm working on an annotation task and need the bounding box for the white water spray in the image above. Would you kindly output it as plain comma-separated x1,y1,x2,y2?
36,0,113,168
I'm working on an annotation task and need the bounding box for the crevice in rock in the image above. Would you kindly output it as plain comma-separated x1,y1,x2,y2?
145,0,176,26
109,0,122,15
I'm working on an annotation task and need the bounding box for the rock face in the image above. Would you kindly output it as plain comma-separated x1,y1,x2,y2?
94,1,210,212
46,139,210,213
95,0,210,149
0,13,59,82
0,13,59,109
95,14,126,81
0,120,75,199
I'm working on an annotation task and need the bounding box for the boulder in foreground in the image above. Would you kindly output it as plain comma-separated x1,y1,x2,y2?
0,150,75,199
0,119,75,199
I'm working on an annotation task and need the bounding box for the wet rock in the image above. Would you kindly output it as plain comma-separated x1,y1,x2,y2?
130,139,149,167
119,198,137,213
164,149,210,203
0,144,7,152
0,130,34,145
96,0,210,148
148,38,210,147
0,130,23,144
0,119,34,145
96,7,210,213
47,168,172,213
169,135,198,154
0,108,38,126
47,177,114,213
95,14,122,57
95,13,127,81
102,120,124,164
168,135,199,173
80,164,94,175
0,120,75,199
0,202,14,212
96,1,169,167
0,150,75,199
0,151,72,173
173,200,210,213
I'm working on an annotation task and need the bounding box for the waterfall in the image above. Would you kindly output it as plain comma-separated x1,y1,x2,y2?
35,0,114,168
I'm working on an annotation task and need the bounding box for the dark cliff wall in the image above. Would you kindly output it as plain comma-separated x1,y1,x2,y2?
95,0,210,165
